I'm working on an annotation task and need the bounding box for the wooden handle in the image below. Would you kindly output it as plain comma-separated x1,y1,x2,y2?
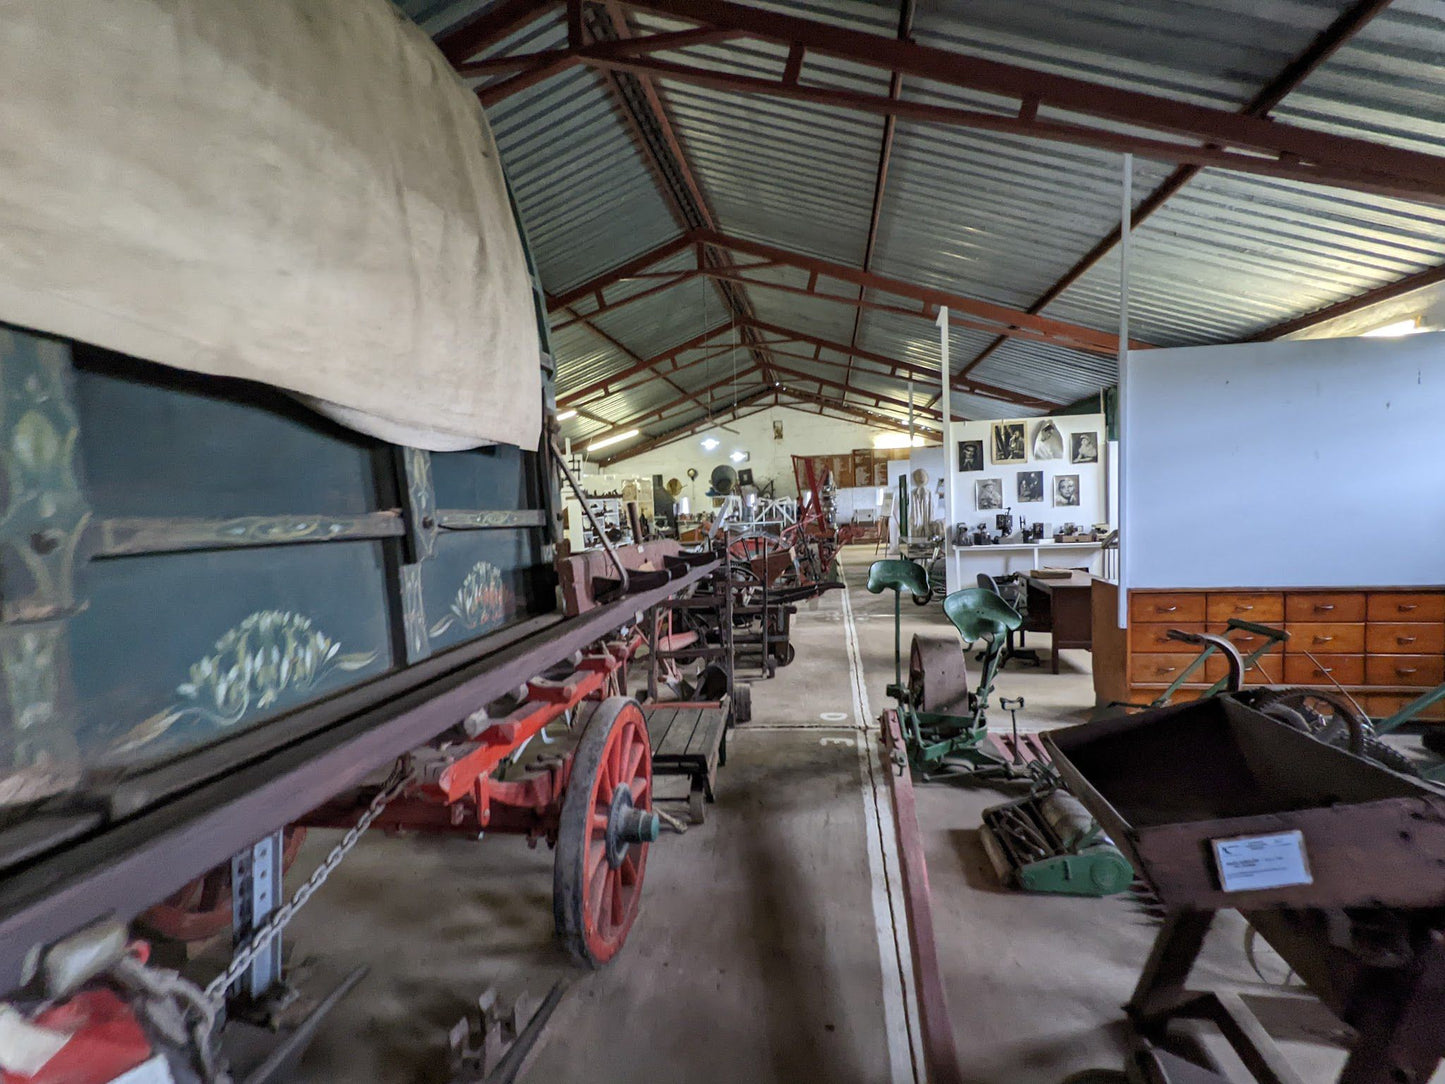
1314,604,1334,612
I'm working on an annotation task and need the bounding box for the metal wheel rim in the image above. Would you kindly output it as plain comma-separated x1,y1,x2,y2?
554,697,652,966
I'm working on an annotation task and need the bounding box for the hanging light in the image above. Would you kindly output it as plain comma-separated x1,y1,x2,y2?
587,429,640,454
556,409,578,422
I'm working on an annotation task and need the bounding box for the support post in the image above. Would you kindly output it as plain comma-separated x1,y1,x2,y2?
1115,154,1132,630
935,308,954,592
231,829,286,1005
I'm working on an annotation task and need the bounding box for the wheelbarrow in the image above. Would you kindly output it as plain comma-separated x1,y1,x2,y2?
1048,677,1445,1083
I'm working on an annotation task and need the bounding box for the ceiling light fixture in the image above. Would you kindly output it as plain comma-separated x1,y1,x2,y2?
587,429,639,454
556,409,577,422
701,436,721,451
729,450,749,463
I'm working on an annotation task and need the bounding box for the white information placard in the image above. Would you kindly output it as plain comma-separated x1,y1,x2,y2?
1211,830,1312,893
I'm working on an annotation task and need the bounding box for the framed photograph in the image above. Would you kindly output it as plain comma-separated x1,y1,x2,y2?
1017,470,1043,503
975,477,1003,510
991,421,1027,464
1032,420,1064,460
1054,474,1081,507
1070,431,1100,463
957,438,984,472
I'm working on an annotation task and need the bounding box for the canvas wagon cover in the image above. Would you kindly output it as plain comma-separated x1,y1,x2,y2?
0,0,541,451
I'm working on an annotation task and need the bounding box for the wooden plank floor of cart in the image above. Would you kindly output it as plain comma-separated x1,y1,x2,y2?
643,701,728,823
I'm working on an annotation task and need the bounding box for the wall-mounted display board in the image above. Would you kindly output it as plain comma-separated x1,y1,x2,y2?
1121,334,1445,591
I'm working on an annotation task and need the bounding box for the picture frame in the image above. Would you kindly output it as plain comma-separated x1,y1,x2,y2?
957,438,984,472
975,477,1004,510
1070,431,1100,464
991,421,1027,464
1054,474,1081,507
1017,470,1043,503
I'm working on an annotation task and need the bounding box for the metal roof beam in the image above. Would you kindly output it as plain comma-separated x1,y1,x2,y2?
1246,260,1445,341
742,318,1058,411
698,229,1133,356
547,235,695,311
597,390,774,463
846,0,916,391
958,0,1395,376
556,319,733,405
608,0,1445,205
765,358,945,422
436,0,555,64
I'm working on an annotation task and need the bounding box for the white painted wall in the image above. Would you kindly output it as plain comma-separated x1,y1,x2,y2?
1122,333,1445,589
604,405,931,504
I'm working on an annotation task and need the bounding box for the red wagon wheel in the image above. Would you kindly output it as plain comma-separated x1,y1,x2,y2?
138,827,307,942
554,697,658,967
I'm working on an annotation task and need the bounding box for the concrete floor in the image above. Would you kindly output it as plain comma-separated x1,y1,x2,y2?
284,547,1422,1083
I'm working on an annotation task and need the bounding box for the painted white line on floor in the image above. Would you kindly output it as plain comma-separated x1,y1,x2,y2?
841,582,925,1084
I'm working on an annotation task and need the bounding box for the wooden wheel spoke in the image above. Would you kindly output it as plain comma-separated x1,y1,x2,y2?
620,851,639,886
623,739,646,786
590,811,609,834
630,776,650,804
587,852,609,924
609,871,626,927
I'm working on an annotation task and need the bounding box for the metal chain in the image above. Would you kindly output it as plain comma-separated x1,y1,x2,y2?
204,765,411,1005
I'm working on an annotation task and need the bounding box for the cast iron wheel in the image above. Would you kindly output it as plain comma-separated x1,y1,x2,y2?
909,634,971,716
771,641,796,667
554,697,656,967
1248,687,1420,776
733,682,751,724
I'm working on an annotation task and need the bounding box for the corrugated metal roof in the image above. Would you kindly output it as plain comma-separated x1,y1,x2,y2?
401,0,1445,444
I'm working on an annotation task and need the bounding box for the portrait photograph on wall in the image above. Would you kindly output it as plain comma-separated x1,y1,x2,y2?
1017,470,1043,503
957,439,984,472
991,421,1027,464
976,477,1004,510
1032,419,1064,460
1054,474,1081,506
1070,431,1100,463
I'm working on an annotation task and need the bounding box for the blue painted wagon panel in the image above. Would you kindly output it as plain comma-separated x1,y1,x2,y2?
73,351,379,519
422,530,545,652
74,543,393,765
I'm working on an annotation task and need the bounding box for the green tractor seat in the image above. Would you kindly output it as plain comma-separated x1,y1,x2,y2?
866,558,931,602
942,588,1022,644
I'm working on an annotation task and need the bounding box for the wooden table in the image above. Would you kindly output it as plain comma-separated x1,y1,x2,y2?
1024,571,1094,674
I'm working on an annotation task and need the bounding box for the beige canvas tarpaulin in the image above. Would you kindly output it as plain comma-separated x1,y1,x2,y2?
0,0,541,451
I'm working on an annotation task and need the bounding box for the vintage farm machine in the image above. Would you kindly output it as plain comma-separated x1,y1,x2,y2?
868,559,1133,897
1051,684,1445,1084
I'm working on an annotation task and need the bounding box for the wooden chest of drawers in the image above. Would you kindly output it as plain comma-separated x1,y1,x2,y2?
1093,582,1445,720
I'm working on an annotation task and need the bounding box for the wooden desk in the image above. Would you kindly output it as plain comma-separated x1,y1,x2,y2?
1024,572,1094,674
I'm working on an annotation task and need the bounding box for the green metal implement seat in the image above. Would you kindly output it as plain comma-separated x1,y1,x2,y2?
943,588,1021,729
943,588,1022,644
866,558,931,602
868,559,932,699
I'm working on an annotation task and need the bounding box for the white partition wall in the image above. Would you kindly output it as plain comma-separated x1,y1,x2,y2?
1121,333,1445,593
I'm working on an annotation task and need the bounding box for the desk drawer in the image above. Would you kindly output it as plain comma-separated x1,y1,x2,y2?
1204,654,1282,686
1285,593,1366,623
1367,623,1445,655
1286,623,1366,654
1366,655,1445,687
1363,694,1445,722
1367,594,1445,622
1208,624,1284,658
1130,593,1205,623
1129,623,1205,654
1207,592,1283,623
1283,654,1364,686
1131,653,1206,685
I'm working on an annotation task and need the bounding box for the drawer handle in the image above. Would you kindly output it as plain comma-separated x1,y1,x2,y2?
1398,667,1419,675
1236,605,1254,612
1313,636,1333,644
1400,604,1419,612
1157,667,1177,674
1158,605,1177,613
1398,636,1417,645
1314,604,1334,612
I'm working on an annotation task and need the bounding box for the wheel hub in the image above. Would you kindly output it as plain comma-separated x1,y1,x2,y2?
605,785,660,868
